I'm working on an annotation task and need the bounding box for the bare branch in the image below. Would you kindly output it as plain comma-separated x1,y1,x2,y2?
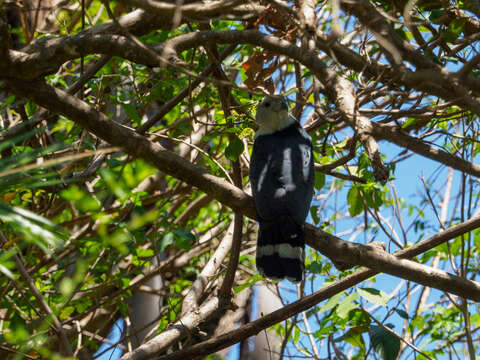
181,221,234,316
118,0,263,20
121,296,223,360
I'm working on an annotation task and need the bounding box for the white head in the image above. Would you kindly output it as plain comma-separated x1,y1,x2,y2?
255,95,295,137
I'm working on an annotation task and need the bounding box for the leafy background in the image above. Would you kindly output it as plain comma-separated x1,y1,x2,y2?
1,0,480,359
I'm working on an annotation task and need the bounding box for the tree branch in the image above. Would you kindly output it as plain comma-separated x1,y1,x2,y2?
340,0,435,68
306,226,480,301
5,78,480,303
118,0,262,20
369,122,480,178
181,221,234,316
152,268,377,360
120,296,224,360
5,28,480,123
150,215,480,359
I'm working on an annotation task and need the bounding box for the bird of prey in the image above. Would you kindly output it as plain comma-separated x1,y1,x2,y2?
250,95,314,283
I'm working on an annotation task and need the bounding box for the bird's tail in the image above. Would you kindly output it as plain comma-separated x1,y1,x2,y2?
256,216,305,283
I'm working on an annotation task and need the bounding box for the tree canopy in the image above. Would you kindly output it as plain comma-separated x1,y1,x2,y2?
1,0,480,359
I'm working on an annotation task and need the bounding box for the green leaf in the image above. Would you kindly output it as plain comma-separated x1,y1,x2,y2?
60,185,100,212
225,136,244,161
318,156,333,165
136,248,154,258
395,309,409,319
402,117,417,129
369,324,400,360
100,168,130,201
59,278,76,297
174,229,195,250
310,205,320,225
60,306,75,320
121,103,142,126
395,28,409,40
308,260,323,273
318,292,344,313
239,127,255,139
0,95,15,109
347,186,364,217
336,293,358,319
159,232,175,251
365,187,383,210
5,311,29,344
123,159,157,188
429,9,445,24
129,209,159,230
108,229,132,254
0,262,14,279
174,229,196,242
341,330,366,351
442,18,465,42
234,273,262,293
314,172,325,190
79,196,101,212
293,325,300,344
358,288,389,306
0,203,64,251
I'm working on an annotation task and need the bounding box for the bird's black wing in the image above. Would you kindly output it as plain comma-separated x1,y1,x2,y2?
250,123,314,225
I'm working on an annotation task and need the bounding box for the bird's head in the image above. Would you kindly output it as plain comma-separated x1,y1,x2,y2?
255,95,294,136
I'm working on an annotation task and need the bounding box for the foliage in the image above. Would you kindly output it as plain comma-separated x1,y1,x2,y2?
1,0,480,359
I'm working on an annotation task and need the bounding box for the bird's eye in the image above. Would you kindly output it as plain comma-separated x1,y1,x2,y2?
264,102,270,107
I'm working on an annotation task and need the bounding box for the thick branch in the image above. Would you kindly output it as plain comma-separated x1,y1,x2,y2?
120,296,224,360
321,76,389,183
6,34,178,79
5,78,480,303
118,0,262,20
4,79,256,217
151,215,480,359
306,226,480,301
6,28,480,123
340,0,436,68
369,122,480,178
137,44,237,133
153,269,374,360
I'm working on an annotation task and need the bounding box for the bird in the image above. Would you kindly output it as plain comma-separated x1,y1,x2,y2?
250,95,315,283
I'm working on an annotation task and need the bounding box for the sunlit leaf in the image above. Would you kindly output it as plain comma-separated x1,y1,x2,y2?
347,186,363,217
234,274,263,294
318,292,344,313
0,203,64,251
336,293,358,319
358,288,389,306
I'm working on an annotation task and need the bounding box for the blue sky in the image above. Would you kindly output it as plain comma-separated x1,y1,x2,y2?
93,318,124,360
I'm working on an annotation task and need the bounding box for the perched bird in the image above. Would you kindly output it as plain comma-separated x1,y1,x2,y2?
250,95,314,283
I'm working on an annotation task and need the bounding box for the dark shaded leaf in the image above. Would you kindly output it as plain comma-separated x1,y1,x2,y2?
369,324,400,360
